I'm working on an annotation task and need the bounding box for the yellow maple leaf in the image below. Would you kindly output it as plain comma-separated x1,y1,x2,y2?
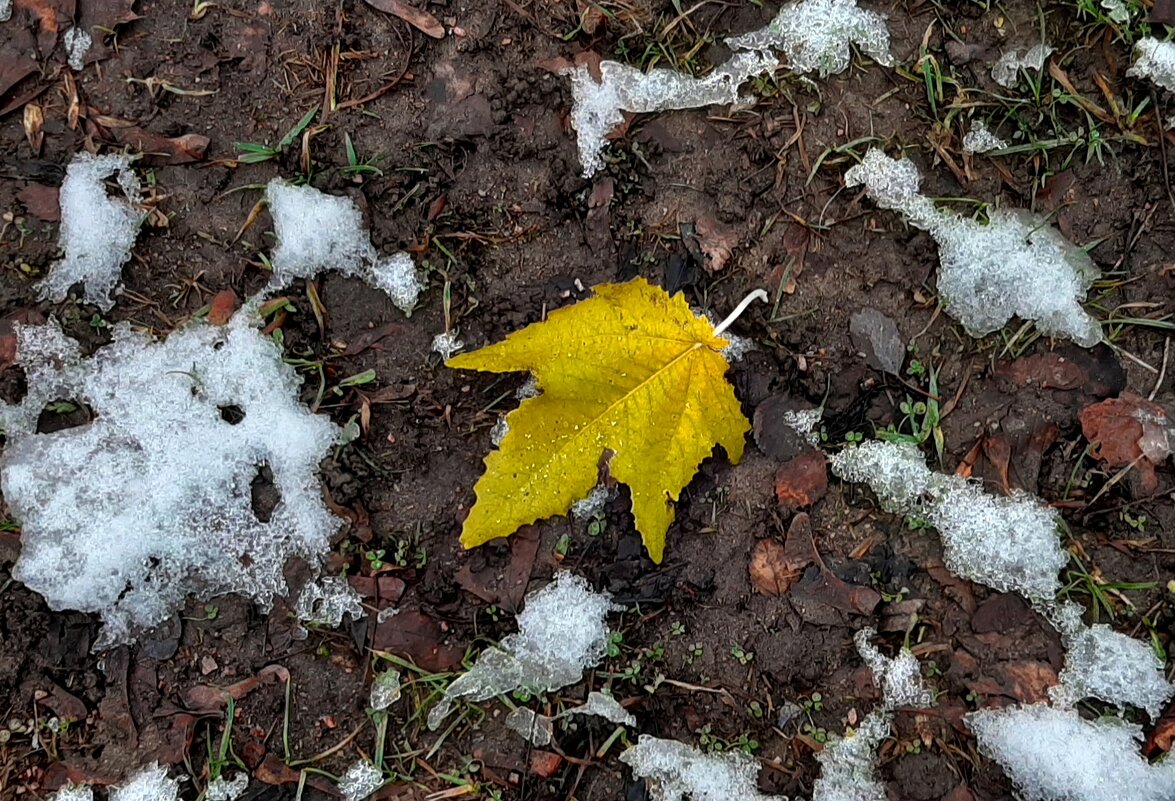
446,277,750,563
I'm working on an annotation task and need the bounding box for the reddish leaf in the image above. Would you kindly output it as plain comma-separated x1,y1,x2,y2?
965,660,1057,704
996,345,1125,399
529,751,563,777
372,607,463,672
13,0,74,56
208,290,238,325
89,115,209,164
17,183,60,222
184,664,288,713
344,322,403,355
1144,703,1175,757
787,513,881,616
363,0,444,38
1079,392,1170,492
774,449,828,511
749,527,812,596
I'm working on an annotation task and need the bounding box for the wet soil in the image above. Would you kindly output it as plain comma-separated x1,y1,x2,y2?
1,0,1174,799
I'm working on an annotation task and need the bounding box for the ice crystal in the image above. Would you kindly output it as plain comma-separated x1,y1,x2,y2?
566,52,778,176
845,149,1102,346
505,707,555,745
295,577,364,630
2,318,342,648
569,691,636,725
968,705,1175,801
570,484,613,519
962,119,1008,154
726,0,893,77
265,180,422,313
0,0,12,22
427,573,618,729
39,152,143,310
50,786,94,801
991,44,1054,89
369,669,402,710
337,760,384,801
1051,623,1174,720
1128,37,1175,92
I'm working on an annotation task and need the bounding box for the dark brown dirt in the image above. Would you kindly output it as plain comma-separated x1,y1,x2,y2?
1,0,1174,799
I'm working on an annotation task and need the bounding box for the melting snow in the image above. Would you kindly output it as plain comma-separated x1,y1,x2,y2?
991,44,1054,89
845,149,1102,346
295,576,364,631
50,787,94,801
1128,37,1175,92
0,0,12,22
566,52,777,177
40,152,143,310
337,760,384,801
2,317,342,647
431,330,464,360
265,180,423,314
107,765,180,801
427,572,618,729
968,705,1175,801
962,119,1008,154
204,774,248,801
569,690,636,725
369,669,402,710
726,0,893,76
621,737,777,801
505,706,555,745
570,484,613,519
63,27,92,71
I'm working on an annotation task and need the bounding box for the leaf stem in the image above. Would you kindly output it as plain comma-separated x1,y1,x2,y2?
713,289,768,336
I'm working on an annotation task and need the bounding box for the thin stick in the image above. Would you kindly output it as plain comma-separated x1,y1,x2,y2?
714,289,768,335
1149,337,1170,401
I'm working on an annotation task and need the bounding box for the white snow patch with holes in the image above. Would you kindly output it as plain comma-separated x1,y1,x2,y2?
427,573,619,729
295,576,364,632
991,43,1054,88
265,180,422,314
1,317,342,648
783,407,823,447
831,440,1067,599
726,0,892,77
108,764,180,801
1128,37,1175,92
369,669,402,710
845,149,1102,346
337,760,384,801
204,774,248,801
968,705,1175,801
570,484,613,519
40,152,143,310
1,0,14,23
63,27,92,71
431,330,464,361
565,52,778,176
962,119,1008,154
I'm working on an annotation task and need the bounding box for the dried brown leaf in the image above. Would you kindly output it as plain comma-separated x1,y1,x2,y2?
363,0,444,38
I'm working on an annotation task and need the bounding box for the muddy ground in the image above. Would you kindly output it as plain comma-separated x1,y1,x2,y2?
1,0,1174,799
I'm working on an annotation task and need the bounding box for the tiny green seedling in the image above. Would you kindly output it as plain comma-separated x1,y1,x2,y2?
234,106,318,165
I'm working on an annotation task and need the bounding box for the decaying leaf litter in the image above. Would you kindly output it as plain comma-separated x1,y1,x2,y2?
1,0,1175,799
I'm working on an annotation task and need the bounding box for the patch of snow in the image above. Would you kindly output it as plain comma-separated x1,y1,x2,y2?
726,0,893,77
814,629,933,801
721,331,754,361
427,573,619,729
621,737,777,801
295,576,364,631
962,119,1008,154
570,484,613,519
204,774,249,801
0,0,13,23
1051,622,1174,720
431,330,464,361
516,376,540,399
505,706,555,745
783,407,823,447
2,317,342,648
265,180,422,313
569,690,636,725
337,760,384,801
991,43,1054,89
845,149,1102,346
39,152,143,310
1128,37,1175,92
566,52,778,176
968,704,1175,801
50,786,94,801
369,669,402,710
108,764,180,801
63,27,92,71
1100,0,1133,23
490,415,510,446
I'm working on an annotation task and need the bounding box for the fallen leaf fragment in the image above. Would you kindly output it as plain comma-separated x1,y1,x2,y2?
529,751,563,777
693,214,739,272
996,345,1125,398
17,183,60,223
1079,392,1171,492
774,449,828,511
786,512,880,615
447,278,749,563
372,607,463,672
88,114,210,164
749,531,810,596
363,0,444,38
207,289,238,325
